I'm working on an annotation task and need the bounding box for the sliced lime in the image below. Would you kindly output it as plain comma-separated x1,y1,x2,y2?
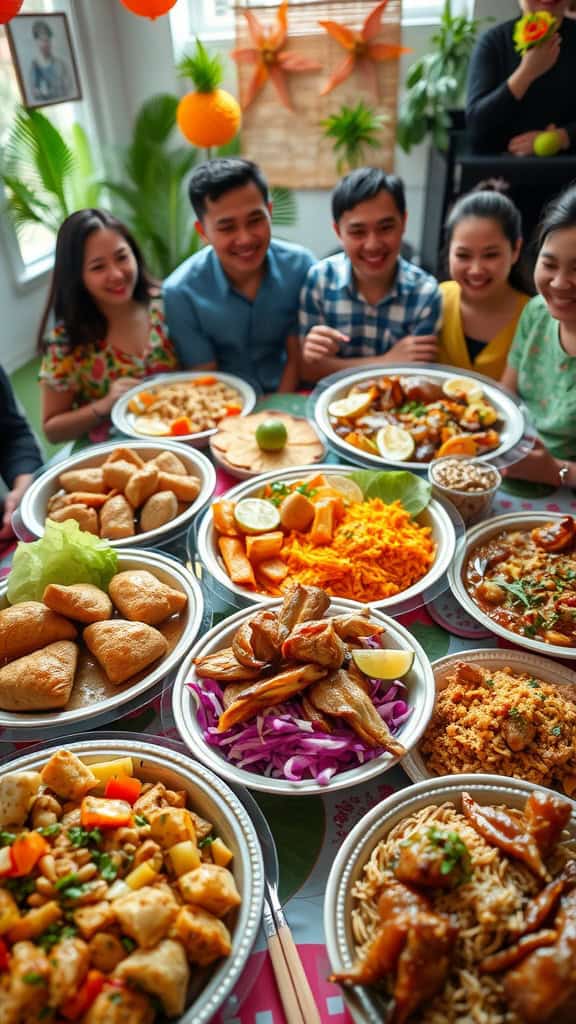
233,498,281,534
352,648,415,680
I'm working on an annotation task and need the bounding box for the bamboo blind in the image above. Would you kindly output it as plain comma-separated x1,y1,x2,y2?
235,0,402,188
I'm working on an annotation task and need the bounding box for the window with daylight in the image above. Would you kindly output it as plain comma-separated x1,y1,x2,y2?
0,0,96,281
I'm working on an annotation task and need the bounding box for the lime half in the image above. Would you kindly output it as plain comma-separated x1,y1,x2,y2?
376,425,415,462
233,498,281,535
328,393,372,419
352,648,414,680
442,376,483,403
327,475,364,504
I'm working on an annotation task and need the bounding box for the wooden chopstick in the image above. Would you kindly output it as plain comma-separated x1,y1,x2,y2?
263,897,307,1024
264,886,322,1024
276,919,322,1024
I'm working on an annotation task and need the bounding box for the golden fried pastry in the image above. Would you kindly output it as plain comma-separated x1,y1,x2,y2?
0,601,77,660
100,495,135,540
152,452,188,476
108,570,187,625
83,620,168,684
124,464,159,508
43,583,113,624
49,504,99,535
140,491,179,533
59,468,106,494
0,641,78,711
104,446,145,468
102,459,137,492
157,472,200,502
40,749,97,800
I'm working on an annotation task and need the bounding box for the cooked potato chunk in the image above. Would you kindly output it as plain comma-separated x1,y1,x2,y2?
41,749,97,801
148,807,196,848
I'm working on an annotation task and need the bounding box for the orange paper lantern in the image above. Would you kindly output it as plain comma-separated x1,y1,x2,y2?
118,0,178,19
0,1,24,24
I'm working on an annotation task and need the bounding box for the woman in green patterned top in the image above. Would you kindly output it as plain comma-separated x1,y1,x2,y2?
501,185,576,488
39,209,179,443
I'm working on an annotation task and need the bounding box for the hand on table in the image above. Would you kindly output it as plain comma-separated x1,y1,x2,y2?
501,439,563,486
302,326,349,363
0,473,34,540
384,334,438,364
508,123,569,157
98,377,140,414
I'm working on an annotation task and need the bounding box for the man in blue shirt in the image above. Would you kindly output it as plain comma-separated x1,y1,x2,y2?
299,168,441,381
164,159,315,393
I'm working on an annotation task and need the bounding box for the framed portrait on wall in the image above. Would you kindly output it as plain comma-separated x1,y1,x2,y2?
6,13,82,109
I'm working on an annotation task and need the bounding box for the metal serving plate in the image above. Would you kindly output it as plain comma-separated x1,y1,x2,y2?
449,511,576,660
402,647,576,783
195,464,457,611
0,549,204,733
18,439,216,550
324,773,576,1024
172,597,435,795
313,364,526,471
0,735,265,1024
111,371,257,447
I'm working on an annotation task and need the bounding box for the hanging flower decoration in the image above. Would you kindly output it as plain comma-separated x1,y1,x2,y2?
513,11,557,54
118,0,178,19
0,1,24,24
230,0,322,111
318,0,409,99
177,40,241,148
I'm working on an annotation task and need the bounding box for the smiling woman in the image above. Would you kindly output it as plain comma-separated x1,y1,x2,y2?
37,209,179,445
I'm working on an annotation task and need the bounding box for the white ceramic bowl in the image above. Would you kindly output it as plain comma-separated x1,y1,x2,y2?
402,647,576,783
0,735,264,1024
449,511,576,659
172,597,436,795
111,371,257,447
0,549,204,734
195,464,457,611
313,365,526,472
17,439,216,551
324,773,576,1024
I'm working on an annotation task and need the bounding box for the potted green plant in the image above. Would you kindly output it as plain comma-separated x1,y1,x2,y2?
321,101,387,174
396,0,487,153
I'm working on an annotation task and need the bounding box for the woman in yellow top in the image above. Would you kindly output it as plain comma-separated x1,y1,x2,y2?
438,189,531,380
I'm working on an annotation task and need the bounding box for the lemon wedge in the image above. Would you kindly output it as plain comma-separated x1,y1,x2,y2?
352,648,415,679
233,498,281,534
132,416,170,436
328,393,372,419
327,475,364,504
442,376,483,403
376,425,415,462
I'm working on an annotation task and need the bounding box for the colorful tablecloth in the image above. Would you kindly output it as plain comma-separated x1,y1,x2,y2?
1,393,575,1024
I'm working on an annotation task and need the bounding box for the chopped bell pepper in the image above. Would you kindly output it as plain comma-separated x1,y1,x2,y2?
0,846,13,877
170,416,194,436
104,775,142,805
61,969,105,1020
80,797,132,830
192,375,216,386
224,404,242,416
9,832,49,877
0,937,10,972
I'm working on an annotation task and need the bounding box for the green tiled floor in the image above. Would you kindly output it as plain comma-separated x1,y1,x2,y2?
10,356,62,460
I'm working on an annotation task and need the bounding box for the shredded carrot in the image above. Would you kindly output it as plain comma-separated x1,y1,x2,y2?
263,498,435,602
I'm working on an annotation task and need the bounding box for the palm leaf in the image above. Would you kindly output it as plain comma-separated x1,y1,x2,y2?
270,186,296,226
68,123,101,210
1,175,58,234
5,108,74,219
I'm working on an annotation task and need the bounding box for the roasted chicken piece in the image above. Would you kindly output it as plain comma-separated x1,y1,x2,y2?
480,929,557,974
502,714,536,753
461,793,549,882
218,663,327,731
281,619,346,668
520,861,576,936
231,612,281,669
531,516,575,553
393,827,471,890
194,648,262,682
330,610,385,641
277,583,330,636
113,886,179,948
301,694,333,733
0,771,42,828
48,935,90,1008
178,863,241,916
376,376,405,409
84,985,154,1024
113,938,190,1017
173,904,232,966
525,789,572,857
401,376,443,404
40,749,97,801
0,940,51,1024
503,889,576,1023
309,669,406,755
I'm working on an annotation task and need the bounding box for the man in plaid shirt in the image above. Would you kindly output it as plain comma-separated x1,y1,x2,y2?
299,168,441,381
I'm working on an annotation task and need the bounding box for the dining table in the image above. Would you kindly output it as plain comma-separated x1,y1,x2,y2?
1,391,575,1024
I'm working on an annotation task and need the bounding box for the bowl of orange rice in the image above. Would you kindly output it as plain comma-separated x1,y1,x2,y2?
194,465,457,611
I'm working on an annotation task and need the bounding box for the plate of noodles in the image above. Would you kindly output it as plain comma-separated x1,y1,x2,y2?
195,465,457,611
325,774,576,1024
402,649,576,796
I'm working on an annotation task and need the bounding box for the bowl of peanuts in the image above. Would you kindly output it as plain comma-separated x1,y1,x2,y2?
428,456,501,527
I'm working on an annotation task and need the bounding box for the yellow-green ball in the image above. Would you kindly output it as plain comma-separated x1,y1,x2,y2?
533,131,561,157
255,419,288,452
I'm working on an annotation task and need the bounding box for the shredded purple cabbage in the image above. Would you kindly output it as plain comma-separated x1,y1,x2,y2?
187,636,412,785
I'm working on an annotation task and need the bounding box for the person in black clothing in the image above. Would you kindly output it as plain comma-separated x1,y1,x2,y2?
467,0,576,156
0,366,43,541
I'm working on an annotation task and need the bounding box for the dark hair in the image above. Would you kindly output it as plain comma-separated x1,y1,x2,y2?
444,185,530,293
37,209,155,353
331,168,406,223
537,182,576,249
32,20,53,40
187,158,269,220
